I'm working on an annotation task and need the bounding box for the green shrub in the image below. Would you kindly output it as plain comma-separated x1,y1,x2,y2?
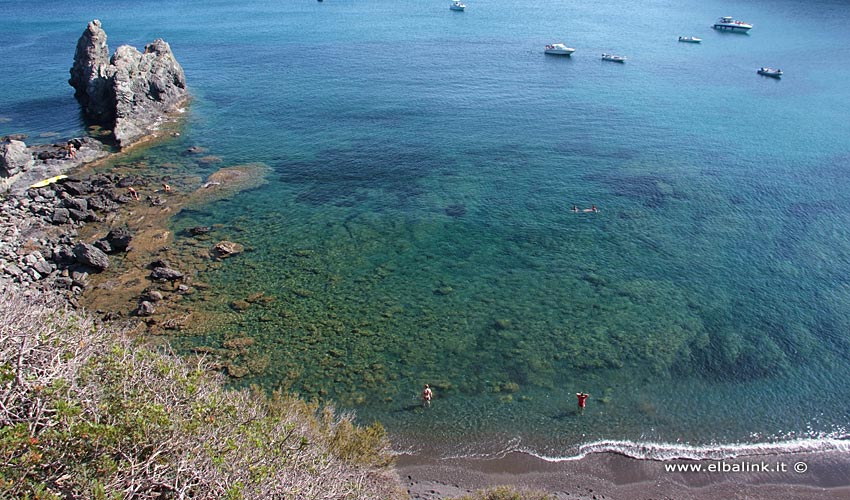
0,290,404,499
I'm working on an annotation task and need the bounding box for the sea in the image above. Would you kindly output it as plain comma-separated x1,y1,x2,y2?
3,0,850,461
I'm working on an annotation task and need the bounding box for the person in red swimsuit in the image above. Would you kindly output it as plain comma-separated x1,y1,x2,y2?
422,384,433,407
576,392,589,411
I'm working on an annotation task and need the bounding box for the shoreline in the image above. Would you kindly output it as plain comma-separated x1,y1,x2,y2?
396,448,850,499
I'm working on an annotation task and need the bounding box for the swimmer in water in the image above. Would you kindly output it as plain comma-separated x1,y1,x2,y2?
422,384,433,407
576,392,589,412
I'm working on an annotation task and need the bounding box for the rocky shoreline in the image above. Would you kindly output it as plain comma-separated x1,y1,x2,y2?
0,147,170,304
0,138,271,329
0,18,194,312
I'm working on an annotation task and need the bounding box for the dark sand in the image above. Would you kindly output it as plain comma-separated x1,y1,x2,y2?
397,450,850,499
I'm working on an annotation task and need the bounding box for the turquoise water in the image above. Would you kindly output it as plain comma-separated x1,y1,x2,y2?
4,0,850,459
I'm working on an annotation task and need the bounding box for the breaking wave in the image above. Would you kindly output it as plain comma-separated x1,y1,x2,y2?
526,436,850,462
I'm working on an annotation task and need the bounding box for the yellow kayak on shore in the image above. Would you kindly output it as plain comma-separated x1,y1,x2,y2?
28,175,68,189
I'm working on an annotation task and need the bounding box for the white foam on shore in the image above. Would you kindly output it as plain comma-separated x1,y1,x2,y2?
525,437,850,462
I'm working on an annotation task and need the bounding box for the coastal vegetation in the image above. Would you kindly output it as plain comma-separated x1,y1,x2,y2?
0,290,405,499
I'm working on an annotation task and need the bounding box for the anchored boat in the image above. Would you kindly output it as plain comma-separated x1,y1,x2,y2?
545,43,576,56
713,16,752,32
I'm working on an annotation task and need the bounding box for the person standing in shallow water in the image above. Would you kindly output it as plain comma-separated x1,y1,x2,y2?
576,392,589,412
422,384,433,407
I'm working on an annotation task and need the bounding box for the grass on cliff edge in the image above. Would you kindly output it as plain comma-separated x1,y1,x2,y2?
0,289,405,499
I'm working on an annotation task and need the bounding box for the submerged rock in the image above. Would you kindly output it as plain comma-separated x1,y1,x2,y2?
104,227,132,252
211,241,243,259
150,266,183,282
69,20,188,148
444,204,467,217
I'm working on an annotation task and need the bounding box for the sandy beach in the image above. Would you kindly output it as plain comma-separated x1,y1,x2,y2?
397,450,850,499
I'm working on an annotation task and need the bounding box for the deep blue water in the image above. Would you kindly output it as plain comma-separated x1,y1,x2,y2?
3,0,850,459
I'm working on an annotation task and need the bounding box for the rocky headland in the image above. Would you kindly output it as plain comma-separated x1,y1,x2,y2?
69,19,189,148
2,19,188,194
0,18,274,385
5,16,286,370
0,20,199,309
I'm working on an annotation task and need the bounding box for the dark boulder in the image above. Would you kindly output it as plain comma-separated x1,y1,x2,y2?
73,243,109,271
86,195,112,212
62,197,89,212
105,227,132,252
52,244,75,263
189,226,211,236
34,144,67,161
148,259,171,269
51,208,71,225
117,176,140,188
65,208,101,222
60,180,93,196
94,239,112,253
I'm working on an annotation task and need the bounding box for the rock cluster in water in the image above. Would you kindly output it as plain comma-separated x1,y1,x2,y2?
69,19,188,148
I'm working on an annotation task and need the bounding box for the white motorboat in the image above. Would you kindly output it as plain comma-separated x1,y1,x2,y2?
450,1,465,11
713,16,752,32
601,53,626,63
545,43,576,56
757,67,783,78
678,36,702,43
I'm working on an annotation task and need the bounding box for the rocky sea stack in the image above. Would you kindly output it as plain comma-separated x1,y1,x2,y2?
69,20,188,148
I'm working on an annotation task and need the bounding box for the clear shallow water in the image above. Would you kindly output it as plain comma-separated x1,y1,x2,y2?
4,0,850,459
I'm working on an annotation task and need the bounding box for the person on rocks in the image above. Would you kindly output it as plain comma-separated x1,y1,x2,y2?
162,183,172,192
67,141,76,159
128,186,140,200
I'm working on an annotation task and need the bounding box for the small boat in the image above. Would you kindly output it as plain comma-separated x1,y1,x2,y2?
678,36,702,43
713,16,752,32
450,1,465,11
545,43,576,56
757,67,783,78
601,53,626,63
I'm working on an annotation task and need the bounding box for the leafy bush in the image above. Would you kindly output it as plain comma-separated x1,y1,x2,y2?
0,290,404,499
